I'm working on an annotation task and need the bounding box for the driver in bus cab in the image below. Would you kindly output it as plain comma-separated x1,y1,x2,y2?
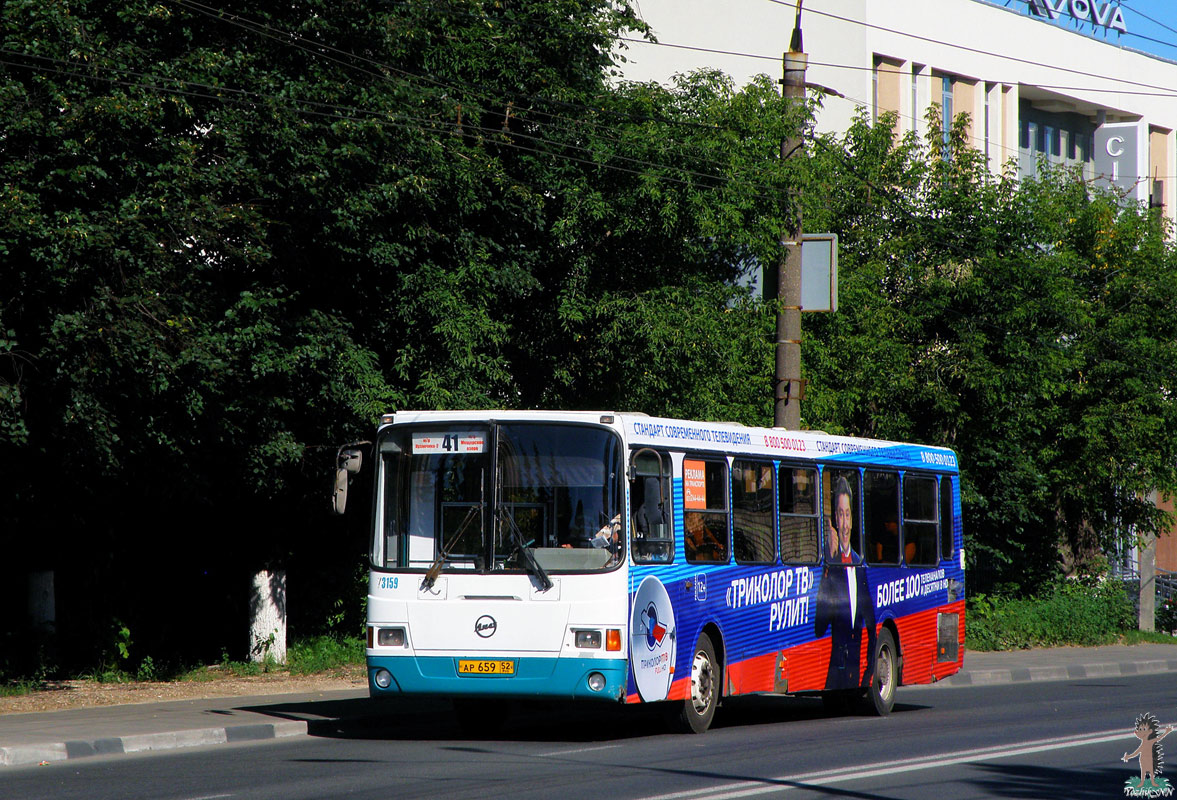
560,514,621,550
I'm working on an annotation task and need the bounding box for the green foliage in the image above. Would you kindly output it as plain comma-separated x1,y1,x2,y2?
966,581,1135,650
1120,628,1177,645
113,622,132,662
803,108,1177,590
1158,596,1177,635
135,655,159,682
0,679,42,698
2,0,1175,670
287,635,365,675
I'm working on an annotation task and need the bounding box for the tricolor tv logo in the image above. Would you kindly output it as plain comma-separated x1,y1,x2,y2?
641,602,668,650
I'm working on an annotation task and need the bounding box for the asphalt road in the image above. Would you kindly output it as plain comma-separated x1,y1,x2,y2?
4,673,1174,800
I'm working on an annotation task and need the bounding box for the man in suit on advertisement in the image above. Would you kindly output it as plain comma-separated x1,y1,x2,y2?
814,474,876,692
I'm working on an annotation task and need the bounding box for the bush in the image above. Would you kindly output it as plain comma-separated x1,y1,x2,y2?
1158,596,1177,635
287,635,364,675
967,579,1135,650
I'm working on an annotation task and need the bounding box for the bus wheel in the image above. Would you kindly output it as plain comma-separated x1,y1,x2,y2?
675,633,719,734
867,628,897,716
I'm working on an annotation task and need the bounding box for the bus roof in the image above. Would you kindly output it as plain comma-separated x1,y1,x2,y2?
382,410,959,472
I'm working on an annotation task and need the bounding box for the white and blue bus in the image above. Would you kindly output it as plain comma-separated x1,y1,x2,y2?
336,410,965,733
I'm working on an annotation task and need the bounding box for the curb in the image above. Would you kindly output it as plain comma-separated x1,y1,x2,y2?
0,720,307,768
931,657,1177,687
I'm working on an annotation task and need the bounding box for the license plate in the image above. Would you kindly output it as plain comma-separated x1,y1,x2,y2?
457,659,515,675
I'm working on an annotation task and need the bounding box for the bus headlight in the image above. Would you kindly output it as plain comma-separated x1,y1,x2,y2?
574,630,602,649
373,669,393,689
377,627,406,647
587,672,606,692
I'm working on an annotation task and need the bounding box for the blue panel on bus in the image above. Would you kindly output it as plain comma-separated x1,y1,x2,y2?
367,655,628,702
815,443,958,470
626,473,965,700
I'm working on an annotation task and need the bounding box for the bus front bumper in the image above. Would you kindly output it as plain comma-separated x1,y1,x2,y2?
367,655,628,702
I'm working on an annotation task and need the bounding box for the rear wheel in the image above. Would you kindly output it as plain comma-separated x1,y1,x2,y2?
673,632,719,734
866,628,897,716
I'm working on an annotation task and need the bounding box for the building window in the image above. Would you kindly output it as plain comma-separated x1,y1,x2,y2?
984,84,992,162
941,75,954,153
911,64,923,135
872,62,878,124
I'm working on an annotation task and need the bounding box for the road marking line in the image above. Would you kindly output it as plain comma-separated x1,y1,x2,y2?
641,728,1137,800
539,744,623,757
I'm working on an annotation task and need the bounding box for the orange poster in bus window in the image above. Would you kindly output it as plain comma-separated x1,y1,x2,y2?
683,459,707,509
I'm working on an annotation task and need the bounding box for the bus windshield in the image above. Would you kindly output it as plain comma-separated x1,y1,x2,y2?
374,422,623,575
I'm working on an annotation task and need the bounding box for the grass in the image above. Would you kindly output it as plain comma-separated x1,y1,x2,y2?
1118,629,1177,646
1,634,367,693
0,679,44,699
178,635,365,682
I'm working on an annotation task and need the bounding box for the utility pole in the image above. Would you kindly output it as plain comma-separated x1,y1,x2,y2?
774,2,807,429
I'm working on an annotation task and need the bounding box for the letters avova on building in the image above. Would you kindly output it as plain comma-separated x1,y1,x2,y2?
1025,0,1127,34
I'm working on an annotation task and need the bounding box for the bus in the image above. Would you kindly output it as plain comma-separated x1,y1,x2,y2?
334,409,965,733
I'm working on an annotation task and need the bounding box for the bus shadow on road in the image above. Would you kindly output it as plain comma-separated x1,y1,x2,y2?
967,762,1127,799
714,694,931,731
238,693,932,743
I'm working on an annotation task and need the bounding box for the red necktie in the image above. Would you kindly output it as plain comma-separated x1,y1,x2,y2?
842,553,851,564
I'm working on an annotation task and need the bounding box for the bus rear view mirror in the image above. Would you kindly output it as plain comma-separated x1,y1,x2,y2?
340,448,363,474
331,446,367,515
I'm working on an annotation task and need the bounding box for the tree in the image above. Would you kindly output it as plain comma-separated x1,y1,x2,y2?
0,1,800,670
802,109,1177,592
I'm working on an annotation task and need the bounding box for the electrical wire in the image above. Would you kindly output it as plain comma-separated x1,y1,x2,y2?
166,0,1177,182
0,47,790,204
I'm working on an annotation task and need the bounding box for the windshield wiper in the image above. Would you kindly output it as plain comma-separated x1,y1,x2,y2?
421,505,480,592
499,509,553,592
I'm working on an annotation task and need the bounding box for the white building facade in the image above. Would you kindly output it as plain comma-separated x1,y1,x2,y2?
622,0,1177,220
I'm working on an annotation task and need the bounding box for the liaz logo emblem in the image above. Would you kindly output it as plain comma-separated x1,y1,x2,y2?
641,603,667,650
474,615,497,638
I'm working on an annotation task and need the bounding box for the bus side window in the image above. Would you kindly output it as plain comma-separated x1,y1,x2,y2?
823,468,862,562
864,470,900,565
779,465,820,563
684,458,729,564
903,475,939,566
939,476,956,562
732,460,775,564
630,449,673,563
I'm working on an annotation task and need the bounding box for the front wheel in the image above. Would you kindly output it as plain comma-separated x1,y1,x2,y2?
673,632,719,734
867,628,897,716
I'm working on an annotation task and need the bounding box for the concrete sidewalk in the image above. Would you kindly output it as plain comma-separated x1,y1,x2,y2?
2,643,1175,769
